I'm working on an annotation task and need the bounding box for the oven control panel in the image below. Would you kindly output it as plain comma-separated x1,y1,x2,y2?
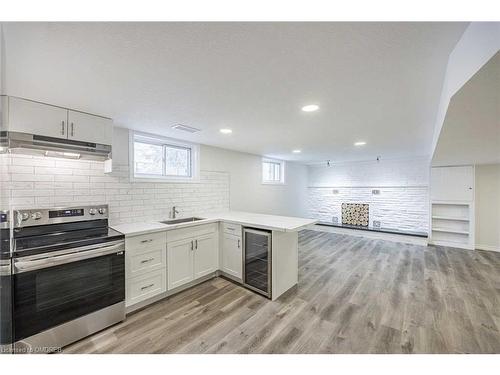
14,205,109,227
49,208,84,218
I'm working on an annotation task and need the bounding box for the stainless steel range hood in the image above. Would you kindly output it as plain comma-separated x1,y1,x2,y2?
0,131,111,161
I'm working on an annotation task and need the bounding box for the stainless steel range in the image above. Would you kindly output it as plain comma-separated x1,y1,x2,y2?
11,205,125,353
0,210,12,354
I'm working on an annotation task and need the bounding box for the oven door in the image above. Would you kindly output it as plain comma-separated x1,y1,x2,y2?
12,241,125,342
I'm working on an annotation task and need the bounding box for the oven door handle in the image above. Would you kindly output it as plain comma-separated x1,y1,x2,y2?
13,242,125,273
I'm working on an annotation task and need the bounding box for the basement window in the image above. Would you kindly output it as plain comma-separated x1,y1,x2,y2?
131,131,199,182
262,158,285,184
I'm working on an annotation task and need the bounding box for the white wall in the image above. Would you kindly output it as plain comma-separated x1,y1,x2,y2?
200,144,308,217
114,127,308,217
0,23,4,95
475,164,500,251
431,22,500,156
307,158,430,233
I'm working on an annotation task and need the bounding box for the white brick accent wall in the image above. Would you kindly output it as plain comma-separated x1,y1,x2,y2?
1,154,230,225
307,159,430,233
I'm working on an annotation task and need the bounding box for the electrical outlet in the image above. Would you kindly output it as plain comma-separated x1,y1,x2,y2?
372,189,380,195
332,216,338,224
373,220,381,228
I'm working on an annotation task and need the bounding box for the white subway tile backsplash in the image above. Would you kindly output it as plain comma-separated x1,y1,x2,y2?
12,173,54,182
3,154,230,225
55,175,89,182
55,160,90,169
9,165,34,174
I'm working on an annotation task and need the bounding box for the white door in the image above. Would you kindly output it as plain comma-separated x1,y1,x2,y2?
431,166,474,202
193,234,218,279
167,238,194,290
67,110,113,144
222,233,242,279
8,97,68,138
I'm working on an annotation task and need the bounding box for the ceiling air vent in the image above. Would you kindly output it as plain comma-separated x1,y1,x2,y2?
171,124,201,133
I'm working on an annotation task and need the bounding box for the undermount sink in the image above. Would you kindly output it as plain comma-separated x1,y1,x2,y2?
159,217,205,225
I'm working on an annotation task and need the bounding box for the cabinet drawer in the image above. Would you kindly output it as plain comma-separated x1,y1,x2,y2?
126,231,166,252
222,222,242,236
126,269,166,307
167,223,217,243
127,247,166,278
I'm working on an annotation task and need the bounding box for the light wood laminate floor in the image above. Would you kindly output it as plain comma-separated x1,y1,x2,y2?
65,230,500,354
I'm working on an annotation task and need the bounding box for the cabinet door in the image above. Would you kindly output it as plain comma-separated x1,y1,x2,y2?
67,110,113,144
222,233,242,279
167,238,194,290
8,97,68,138
193,234,218,279
431,166,474,202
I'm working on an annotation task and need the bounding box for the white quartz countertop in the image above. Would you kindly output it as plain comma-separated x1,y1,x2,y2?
111,211,317,236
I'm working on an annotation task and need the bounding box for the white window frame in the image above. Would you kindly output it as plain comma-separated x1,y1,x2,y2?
262,158,285,185
129,130,200,183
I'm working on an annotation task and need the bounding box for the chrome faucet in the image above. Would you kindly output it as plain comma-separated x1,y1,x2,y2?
171,206,180,219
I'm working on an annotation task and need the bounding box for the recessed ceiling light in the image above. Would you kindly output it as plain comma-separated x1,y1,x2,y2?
219,128,232,134
292,149,302,153
301,104,319,112
354,141,366,146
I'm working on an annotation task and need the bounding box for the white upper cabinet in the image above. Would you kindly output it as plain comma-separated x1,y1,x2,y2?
5,96,113,145
68,110,113,144
431,166,474,202
7,97,68,138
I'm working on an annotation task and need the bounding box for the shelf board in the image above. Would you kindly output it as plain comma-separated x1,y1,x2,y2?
432,216,469,221
432,201,470,206
432,228,470,235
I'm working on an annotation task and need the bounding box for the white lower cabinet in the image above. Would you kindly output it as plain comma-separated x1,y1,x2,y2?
193,234,218,279
221,233,242,279
125,232,167,308
167,224,219,290
167,238,194,289
125,224,219,309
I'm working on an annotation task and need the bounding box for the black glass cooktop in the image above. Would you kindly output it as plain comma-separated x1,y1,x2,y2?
13,220,124,258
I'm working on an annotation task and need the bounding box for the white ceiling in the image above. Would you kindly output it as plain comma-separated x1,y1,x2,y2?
3,22,467,163
432,52,500,166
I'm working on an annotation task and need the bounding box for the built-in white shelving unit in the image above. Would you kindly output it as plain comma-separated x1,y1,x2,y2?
429,166,475,250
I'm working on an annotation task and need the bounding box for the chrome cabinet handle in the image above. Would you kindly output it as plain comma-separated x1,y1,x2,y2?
141,283,154,290
70,122,74,136
195,239,198,249
191,240,194,251
61,121,65,135
140,239,153,243
140,258,154,264
237,239,240,248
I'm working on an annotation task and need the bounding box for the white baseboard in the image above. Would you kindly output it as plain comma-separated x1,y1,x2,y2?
475,244,500,252
429,239,474,251
311,224,428,246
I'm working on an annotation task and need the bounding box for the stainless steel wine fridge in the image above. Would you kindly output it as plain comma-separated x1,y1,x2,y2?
242,228,271,298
